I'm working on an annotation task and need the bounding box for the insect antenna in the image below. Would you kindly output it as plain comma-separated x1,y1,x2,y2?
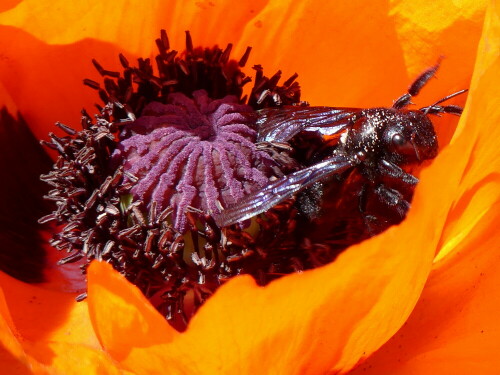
393,59,442,109
421,89,468,115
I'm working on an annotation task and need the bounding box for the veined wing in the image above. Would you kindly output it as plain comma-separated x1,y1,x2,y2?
214,154,356,227
256,106,359,143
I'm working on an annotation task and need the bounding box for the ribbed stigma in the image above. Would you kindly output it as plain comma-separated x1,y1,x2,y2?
112,90,279,233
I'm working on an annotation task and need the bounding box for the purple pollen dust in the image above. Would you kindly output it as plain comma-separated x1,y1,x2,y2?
112,90,278,232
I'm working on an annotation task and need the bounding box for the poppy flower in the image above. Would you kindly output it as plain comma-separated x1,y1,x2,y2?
0,0,498,374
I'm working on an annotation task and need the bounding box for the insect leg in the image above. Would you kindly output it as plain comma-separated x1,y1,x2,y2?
392,60,441,109
357,184,379,236
374,185,410,218
378,160,419,186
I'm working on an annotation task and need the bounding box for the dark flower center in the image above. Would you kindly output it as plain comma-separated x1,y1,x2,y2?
40,31,304,331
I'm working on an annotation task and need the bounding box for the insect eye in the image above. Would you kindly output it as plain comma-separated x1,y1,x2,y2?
388,131,418,158
392,133,406,146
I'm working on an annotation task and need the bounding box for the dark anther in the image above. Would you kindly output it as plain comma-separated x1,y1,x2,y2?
75,292,87,302
160,29,170,51
92,58,105,76
185,30,193,53
55,122,77,135
239,46,252,67
83,79,101,90
118,53,129,68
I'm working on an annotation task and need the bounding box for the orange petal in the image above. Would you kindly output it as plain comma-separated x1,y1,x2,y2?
349,2,500,372
86,261,179,362
0,0,483,145
88,185,441,374
0,0,21,13
22,1,487,374
0,82,18,115
0,271,133,374
390,0,487,77
435,0,500,262
25,341,131,375
389,0,486,146
235,0,483,111
0,287,44,374
0,26,131,141
0,0,267,56
0,271,98,348
0,0,490,374
350,206,500,374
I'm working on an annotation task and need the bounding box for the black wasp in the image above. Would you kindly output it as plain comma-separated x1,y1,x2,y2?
214,62,466,245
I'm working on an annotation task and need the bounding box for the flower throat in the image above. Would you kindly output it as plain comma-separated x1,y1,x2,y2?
40,30,411,331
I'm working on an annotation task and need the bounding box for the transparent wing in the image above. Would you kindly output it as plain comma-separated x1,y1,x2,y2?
214,155,356,227
256,106,359,143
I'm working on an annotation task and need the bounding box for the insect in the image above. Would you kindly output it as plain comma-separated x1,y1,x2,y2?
214,62,466,242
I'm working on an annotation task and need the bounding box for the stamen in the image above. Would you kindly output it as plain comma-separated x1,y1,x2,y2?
41,31,306,330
